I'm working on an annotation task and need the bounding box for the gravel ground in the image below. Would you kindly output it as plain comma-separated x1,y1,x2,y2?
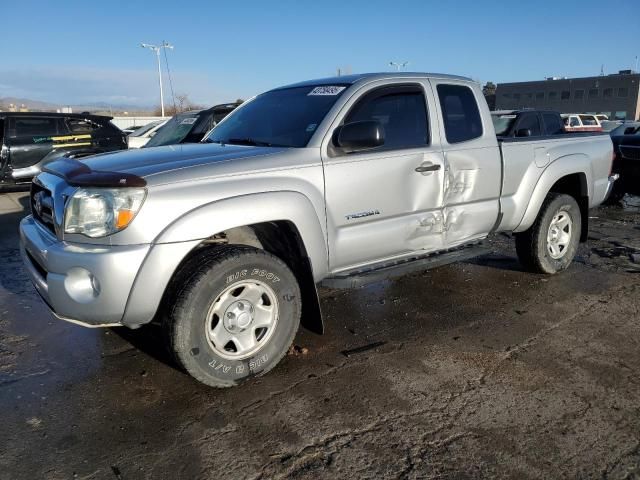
1,192,639,479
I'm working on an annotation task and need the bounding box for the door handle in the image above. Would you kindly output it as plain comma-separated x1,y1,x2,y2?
415,163,441,174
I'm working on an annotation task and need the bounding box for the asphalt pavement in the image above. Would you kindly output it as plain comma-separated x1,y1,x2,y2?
1,192,639,479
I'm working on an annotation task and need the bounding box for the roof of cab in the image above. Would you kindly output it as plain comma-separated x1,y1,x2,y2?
275,72,474,90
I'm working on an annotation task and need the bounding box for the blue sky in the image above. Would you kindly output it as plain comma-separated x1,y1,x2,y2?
2,0,639,108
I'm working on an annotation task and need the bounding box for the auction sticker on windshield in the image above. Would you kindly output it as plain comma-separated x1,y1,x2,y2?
180,118,197,125
308,86,346,96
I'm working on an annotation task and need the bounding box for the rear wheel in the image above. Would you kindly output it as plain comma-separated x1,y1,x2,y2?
515,193,581,274
163,245,301,388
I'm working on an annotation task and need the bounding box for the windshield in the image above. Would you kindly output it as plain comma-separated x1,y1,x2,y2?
129,120,162,137
205,85,348,148
145,113,199,147
491,114,517,136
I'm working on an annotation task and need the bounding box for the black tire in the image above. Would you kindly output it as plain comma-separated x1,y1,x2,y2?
163,245,301,388
515,193,582,274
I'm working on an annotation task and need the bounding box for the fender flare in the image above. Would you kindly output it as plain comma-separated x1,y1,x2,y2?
514,154,591,233
155,191,328,276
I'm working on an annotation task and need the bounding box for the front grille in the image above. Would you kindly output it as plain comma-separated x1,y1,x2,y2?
620,145,640,160
30,183,56,235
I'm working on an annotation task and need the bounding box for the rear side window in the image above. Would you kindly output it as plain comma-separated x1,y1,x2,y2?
543,114,564,135
65,118,101,134
436,84,483,143
579,115,597,126
9,117,60,138
345,86,429,150
516,114,541,136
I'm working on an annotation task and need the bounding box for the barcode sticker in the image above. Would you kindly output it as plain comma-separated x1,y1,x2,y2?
308,86,346,96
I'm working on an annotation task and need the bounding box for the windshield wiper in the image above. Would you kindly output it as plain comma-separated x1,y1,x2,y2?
225,138,286,147
206,137,290,147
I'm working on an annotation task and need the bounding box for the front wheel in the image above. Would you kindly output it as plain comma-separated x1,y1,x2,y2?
515,193,582,274
163,246,301,388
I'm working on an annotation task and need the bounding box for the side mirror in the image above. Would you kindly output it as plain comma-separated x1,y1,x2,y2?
515,128,532,138
333,120,384,152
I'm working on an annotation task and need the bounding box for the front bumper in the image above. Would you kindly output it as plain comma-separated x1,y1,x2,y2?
20,215,150,327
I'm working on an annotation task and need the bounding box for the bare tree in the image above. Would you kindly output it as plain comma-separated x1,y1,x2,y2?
153,93,204,116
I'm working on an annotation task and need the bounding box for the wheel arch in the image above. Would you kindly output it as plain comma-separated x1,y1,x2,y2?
515,154,591,241
122,192,327,333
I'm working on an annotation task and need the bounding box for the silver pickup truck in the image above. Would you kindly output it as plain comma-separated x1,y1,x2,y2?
20,72,616,387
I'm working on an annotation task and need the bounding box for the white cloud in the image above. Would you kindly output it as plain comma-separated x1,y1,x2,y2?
0,65,233,108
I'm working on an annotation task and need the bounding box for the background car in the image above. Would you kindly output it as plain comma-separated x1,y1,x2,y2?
491,109,566,137
608,121,640,202
562,114,603,132
143,103,239,148
0,112,127,187
127,119,168,148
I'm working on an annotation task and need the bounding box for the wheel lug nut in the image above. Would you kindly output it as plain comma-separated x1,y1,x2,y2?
227,312,234,319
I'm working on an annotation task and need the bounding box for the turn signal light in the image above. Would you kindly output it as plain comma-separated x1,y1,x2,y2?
116,210,135,229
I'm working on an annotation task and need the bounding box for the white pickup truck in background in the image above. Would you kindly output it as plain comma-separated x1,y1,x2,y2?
21,72,616,387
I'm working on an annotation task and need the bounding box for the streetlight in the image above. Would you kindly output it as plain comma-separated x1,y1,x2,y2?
389,61,409,71
141,41,174,117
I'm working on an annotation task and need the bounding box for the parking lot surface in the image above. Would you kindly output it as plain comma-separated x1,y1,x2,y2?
1,192,639,479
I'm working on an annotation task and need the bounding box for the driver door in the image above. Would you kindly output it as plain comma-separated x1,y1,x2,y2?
322,81,446,272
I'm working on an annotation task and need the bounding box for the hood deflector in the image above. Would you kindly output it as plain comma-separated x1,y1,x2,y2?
42,158,147,188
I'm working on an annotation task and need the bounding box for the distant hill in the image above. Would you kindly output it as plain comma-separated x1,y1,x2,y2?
0,96,154,115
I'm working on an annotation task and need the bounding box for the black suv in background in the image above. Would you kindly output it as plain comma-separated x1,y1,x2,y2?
609,122,640,202
491,110,567,138
143,103,239,148
0,112,126,187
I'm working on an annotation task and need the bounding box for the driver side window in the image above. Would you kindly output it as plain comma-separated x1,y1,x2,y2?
343,85,429,151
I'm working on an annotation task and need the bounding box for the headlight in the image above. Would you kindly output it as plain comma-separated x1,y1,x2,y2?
64,187,146,238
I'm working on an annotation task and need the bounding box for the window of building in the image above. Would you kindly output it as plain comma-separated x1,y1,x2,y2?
548,91,558,100
436,84,483,144
588,88,599,98
345,85,429,150
574,89,584,100
536,92,545,100
603,88,613,98
525,93,533,100
513,93,521,100
561,91,570,100
618,87,629,97
543,113,564,135
503,93,512,99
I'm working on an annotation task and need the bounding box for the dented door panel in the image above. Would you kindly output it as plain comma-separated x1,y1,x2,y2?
441,147,501,245
324,149,445,271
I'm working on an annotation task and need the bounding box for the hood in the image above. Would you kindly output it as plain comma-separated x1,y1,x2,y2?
80,143,286,179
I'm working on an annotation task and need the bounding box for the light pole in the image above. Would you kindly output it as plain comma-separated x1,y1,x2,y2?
141,41,174,117
389,61,409,71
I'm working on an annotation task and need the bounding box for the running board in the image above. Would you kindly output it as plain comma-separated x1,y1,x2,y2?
321,244,491,289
